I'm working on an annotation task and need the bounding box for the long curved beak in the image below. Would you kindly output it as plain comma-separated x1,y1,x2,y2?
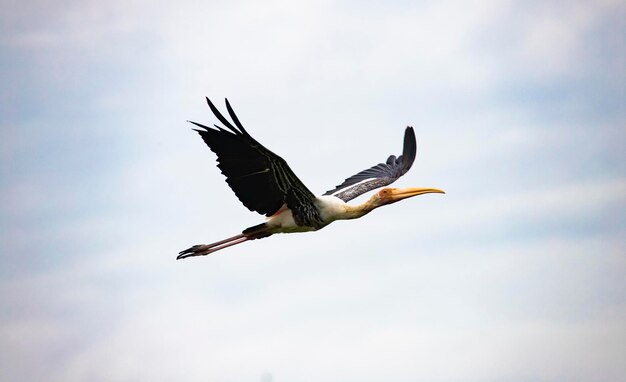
389,187,445,202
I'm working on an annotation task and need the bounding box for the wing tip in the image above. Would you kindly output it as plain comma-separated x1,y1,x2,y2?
203,96,241,134
188,120,210,131
400,125,417,172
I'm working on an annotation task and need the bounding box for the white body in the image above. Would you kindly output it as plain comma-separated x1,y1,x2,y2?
266,195,370,233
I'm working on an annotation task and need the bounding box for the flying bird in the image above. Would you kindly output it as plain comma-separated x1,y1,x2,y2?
178,98,444,259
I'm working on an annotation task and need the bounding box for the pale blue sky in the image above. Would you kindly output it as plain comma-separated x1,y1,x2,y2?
1,0,625,381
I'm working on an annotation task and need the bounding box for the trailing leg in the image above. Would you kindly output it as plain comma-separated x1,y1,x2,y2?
177,223,272,259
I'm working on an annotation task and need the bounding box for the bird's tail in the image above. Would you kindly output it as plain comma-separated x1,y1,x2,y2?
177,223,272,260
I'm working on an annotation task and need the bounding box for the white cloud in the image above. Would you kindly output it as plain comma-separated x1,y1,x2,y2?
483,0,625,80
418,176,626,237
2,234,618,381
1,0,152,48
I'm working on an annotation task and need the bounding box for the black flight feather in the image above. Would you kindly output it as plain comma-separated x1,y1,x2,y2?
190,98,323,227
323,127,417,202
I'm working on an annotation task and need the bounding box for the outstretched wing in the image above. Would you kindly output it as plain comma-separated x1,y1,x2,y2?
323,127,417,202
191,98,322,227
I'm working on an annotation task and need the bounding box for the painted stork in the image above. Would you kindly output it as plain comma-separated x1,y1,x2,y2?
178,98,444,259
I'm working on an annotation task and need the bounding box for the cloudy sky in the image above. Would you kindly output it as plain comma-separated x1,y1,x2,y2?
1,0,625,381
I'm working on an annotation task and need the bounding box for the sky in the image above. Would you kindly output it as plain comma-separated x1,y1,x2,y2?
1,0,625,381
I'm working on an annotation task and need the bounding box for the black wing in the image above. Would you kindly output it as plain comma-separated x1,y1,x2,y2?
190,98,322,227
323,127,417,202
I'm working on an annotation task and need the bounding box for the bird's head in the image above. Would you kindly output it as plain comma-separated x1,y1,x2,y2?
371,187,445,208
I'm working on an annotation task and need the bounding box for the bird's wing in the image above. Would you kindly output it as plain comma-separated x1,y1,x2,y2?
323,127,417,202
191,98,323,227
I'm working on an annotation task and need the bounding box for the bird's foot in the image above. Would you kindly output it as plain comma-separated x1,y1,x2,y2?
177,244,212,259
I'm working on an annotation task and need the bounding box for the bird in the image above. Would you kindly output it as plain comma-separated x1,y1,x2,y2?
177,98,444,259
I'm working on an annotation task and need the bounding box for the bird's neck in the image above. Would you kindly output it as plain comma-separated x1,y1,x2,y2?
316,194,383,223
343,194,381,219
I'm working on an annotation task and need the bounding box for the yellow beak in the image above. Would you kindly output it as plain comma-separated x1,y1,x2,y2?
389,187,445,202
